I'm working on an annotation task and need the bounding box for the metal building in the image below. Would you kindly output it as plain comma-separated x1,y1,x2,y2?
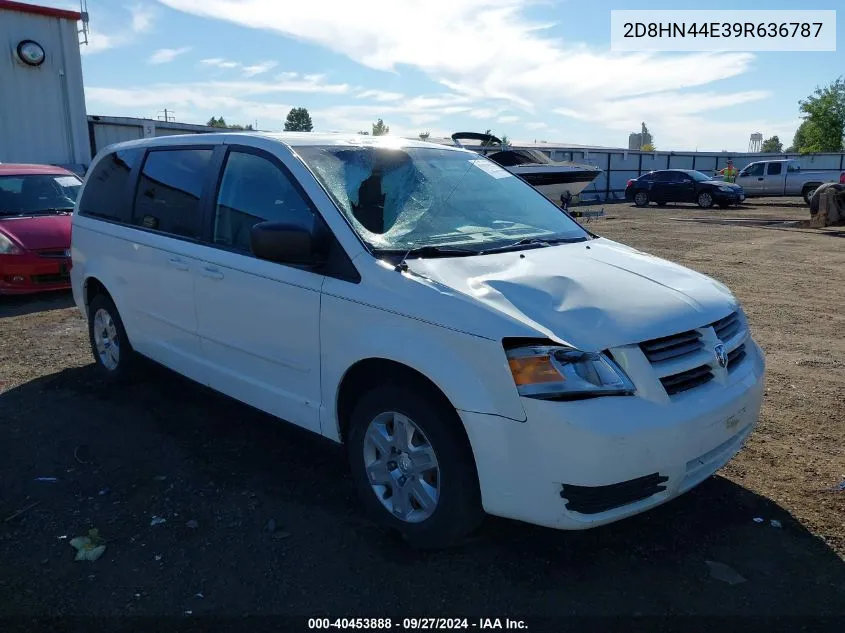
0,1,89,171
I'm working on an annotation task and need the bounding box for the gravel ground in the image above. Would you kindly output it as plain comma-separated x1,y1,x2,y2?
1,198,844,625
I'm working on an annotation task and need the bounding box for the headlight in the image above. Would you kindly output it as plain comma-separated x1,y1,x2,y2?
0,233,23,254
506,345,635,400
718,186,734,192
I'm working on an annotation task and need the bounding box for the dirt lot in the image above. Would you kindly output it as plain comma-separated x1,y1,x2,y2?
1,198,844,625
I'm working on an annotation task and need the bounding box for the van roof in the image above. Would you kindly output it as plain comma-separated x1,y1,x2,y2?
101,132,470,153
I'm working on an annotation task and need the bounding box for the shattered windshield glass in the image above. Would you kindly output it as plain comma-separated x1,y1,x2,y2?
294,145,589,252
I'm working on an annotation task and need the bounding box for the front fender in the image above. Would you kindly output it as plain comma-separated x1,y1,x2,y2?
319,293,527,441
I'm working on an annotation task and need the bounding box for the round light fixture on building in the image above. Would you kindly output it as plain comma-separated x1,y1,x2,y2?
16,40,46,66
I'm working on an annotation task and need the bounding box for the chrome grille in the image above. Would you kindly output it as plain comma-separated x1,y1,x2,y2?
639,329,703,364
727,344,746,372
660,364,714,395
711,311,741,342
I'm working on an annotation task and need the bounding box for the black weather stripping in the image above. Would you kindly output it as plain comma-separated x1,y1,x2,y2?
560,473,668,514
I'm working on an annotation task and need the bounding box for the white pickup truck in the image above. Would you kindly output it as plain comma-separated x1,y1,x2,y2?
716,159,843,205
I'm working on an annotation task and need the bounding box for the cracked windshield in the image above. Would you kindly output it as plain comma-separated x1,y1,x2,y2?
296,146,588,252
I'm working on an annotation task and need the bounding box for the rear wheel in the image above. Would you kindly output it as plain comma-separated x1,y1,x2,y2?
803,185,818,206
347,383,482,549
633,191,649,207
697,191,714,209
87,294,137,382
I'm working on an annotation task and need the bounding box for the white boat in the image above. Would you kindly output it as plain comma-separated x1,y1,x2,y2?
451,132,602,206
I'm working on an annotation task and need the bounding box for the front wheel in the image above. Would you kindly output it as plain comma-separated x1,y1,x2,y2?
347,383,482,549
697,191,714,209
633,191,649,207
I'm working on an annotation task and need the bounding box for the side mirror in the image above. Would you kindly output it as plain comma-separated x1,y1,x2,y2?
250,221,326,266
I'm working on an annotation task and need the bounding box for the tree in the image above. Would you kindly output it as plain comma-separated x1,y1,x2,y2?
796,77,845,153
284,107,313,132
372,118,389,136
786,120,814,153
418,131,430,140
500,134,510,147
761,135,783,153
641,142,656,152
206,116,254,130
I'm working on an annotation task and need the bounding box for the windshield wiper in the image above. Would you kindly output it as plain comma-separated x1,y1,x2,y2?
377,244,479,272
479,235,586,254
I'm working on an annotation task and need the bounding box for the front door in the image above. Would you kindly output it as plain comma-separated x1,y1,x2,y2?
122,147,215,384
193,147,324,433
762,161,784,195
736,163,766,195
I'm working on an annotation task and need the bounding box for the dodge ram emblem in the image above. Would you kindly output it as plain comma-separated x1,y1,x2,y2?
714,344,728,368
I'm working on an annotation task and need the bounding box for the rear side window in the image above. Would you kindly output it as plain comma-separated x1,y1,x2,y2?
654,171,678,182
213,150,316,252
767,162,782,176
132,149,213,239
78,148,143,222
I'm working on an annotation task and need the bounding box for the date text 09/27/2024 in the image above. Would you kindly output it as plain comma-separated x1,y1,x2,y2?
307,618,528,630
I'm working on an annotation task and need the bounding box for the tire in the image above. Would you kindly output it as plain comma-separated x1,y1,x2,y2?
697,191,714,209
87,293,138,382
633,191,649,207
803,185,818,206
347,382,483,549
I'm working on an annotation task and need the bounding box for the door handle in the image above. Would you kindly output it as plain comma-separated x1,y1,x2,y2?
757,177,764,181
201,266,224,280
167,257,189,271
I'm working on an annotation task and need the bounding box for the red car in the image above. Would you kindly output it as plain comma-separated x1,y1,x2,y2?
0,163,82,295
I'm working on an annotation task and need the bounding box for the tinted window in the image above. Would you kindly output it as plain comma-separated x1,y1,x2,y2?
639,173,655,182
767,162,782,175
78,148,143,223
787,162,800,173
745,163,765,177
654,171,679,182
133,149,212,239
213,150,316,252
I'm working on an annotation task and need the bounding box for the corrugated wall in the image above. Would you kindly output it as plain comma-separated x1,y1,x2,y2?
0,9,89,166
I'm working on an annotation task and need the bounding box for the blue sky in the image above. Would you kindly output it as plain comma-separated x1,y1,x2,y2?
42,0,844,150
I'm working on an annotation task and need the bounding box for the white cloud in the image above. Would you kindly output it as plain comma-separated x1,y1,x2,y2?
148,46,192,64
526,122,548,130
81,3,156,55
201,58,278,76
497,115,520,124
130,3,155,33
243,61,278,77
356,89,404,102
157,0,773,149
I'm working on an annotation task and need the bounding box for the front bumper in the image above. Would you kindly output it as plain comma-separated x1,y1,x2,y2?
713,189,745,203
0,252,72,295
459,338,765,530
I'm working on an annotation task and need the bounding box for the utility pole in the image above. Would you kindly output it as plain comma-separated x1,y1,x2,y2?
157,109,176,122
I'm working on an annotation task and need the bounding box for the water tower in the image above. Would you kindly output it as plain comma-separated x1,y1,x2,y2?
748,132,763,153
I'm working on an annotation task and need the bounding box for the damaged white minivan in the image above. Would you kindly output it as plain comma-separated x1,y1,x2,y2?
70,133,765,548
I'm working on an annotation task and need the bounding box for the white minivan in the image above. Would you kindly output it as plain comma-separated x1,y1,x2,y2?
71,133,765,548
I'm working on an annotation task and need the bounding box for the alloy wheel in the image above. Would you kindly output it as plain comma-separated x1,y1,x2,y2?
362,411,440,523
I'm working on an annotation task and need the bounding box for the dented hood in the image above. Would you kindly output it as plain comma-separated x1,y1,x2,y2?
405,238,737,351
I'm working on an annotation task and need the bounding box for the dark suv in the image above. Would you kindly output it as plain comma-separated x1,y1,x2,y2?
625,169,745,209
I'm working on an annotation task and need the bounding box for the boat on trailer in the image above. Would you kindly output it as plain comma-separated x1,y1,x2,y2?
451,132,602,207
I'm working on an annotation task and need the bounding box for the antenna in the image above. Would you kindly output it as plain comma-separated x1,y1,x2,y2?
157,109,176,122
78,0,90,46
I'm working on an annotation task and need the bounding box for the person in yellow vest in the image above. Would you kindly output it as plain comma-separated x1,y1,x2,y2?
717,159,739,183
